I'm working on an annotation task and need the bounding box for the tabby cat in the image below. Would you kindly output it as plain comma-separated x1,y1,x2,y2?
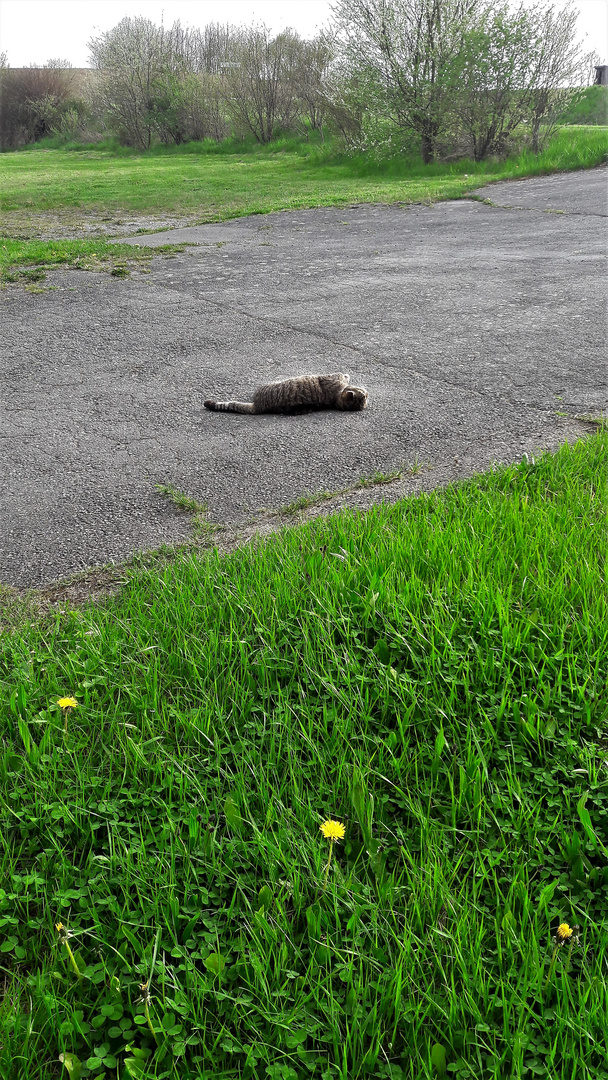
204,373,368,415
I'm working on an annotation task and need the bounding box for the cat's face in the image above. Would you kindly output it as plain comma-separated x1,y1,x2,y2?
339,386,368,411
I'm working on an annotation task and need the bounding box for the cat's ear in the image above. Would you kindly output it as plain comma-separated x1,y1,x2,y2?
344,389,355,402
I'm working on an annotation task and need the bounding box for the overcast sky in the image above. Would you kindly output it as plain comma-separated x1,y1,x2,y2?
0,0,605,67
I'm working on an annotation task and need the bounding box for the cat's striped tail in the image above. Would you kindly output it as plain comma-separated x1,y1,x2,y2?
204,399,255,414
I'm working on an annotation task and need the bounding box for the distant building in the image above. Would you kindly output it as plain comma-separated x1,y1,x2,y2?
594,66,608,86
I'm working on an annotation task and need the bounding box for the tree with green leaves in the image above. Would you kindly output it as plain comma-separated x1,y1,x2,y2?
330,0,487,162
452,1,594,158
221,25,304,144
88,17,191,149
329,0,594,162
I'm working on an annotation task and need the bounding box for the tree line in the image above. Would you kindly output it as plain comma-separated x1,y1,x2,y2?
0,0,596,161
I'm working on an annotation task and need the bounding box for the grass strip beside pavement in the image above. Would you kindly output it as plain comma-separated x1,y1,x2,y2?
0,237,185,285
0,431,606,1079
1,125,606,281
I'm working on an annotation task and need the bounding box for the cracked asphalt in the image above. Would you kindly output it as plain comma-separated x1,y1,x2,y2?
1,166,606,590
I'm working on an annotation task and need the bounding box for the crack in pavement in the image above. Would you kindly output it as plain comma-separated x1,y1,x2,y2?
470,198,607,218
146,277,588,417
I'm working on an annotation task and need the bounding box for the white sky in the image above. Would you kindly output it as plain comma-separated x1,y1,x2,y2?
0,0,606,67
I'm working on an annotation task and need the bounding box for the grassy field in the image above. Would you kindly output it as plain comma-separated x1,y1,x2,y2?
1,432,607,1080
1,122,607,1079
0,125,606,282
557,86,608,127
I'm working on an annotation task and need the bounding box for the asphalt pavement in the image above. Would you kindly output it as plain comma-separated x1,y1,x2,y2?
1,166,606,590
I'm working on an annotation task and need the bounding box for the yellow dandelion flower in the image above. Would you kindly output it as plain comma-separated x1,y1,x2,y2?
320,820,345,891
54,922,81,979
545,922,580,990
57,697,78,709
320,819,346,841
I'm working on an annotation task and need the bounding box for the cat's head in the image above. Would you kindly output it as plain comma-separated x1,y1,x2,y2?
339,385,368,411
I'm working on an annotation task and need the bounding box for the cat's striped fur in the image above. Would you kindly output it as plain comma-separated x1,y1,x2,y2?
204,373,368,415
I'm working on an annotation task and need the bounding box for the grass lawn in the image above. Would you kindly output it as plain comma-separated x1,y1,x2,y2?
1,121,607,1078
1,432,607,1080
0,125,606,282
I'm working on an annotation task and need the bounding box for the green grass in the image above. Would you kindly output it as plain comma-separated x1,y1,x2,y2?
1,126,605,281
1,432,607,1080
282,491,335,515
557,86,608,126
0,237,187,284
356,469,404,488
2,126,605,218
155,484,221,540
